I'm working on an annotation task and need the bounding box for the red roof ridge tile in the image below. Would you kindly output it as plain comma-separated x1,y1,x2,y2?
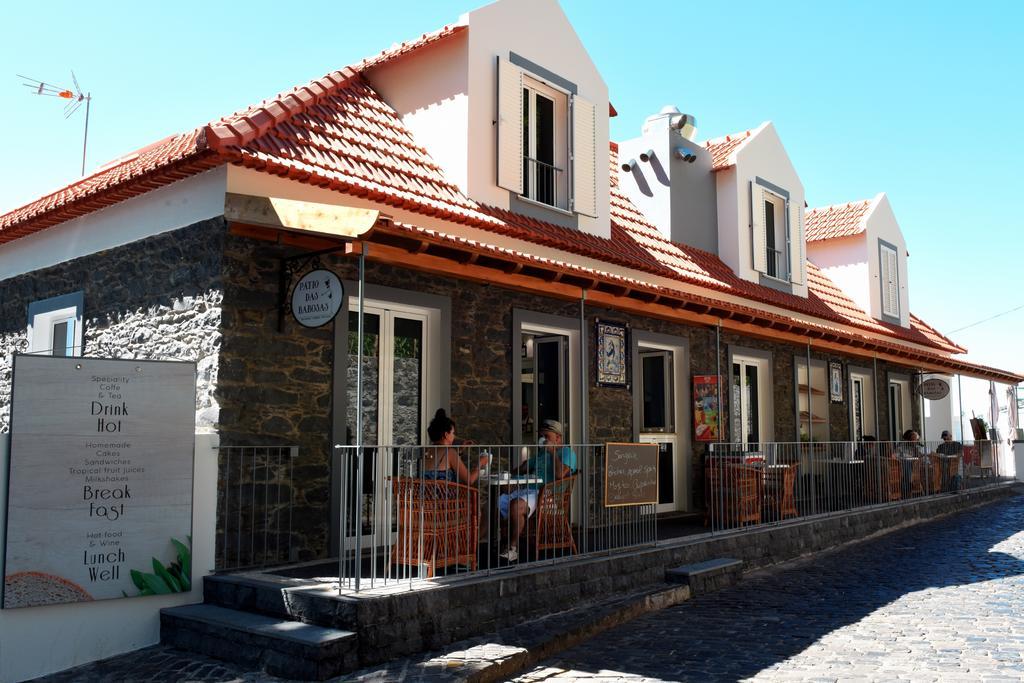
204,68,360,152
806,197,874,216
702,127,756,170
358,23,468,71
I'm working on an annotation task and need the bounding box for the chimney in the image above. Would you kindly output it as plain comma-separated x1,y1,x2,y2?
617,105,717,254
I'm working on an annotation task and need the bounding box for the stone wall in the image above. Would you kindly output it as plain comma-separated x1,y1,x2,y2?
0,219,225,434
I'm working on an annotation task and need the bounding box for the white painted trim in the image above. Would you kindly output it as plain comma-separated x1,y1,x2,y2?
0,168,227,281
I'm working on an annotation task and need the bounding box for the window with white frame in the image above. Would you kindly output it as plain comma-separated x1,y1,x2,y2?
879,242,900,318
848,369,876,441
731,351,772,447
27,292,84,357
497,57,598,217
888,377,911,440
751,178,804,285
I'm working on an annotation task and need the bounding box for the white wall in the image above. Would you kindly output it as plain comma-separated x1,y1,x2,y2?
864,193,910,327
0,167,227,281
921,373,955,443
465,0,610,238
368,29,470,195
807,237,871,314
719,122,807,296
0,433,218,683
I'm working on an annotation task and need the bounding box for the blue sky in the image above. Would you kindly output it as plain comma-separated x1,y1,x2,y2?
1,0,1021,378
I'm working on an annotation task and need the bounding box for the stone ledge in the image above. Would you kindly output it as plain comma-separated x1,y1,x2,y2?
665,557,743,595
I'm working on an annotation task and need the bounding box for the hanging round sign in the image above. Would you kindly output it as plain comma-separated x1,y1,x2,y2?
918,378,950,401
290,269,344,328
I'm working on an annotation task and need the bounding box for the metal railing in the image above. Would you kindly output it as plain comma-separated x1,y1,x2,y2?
523,156,564,210
217,445,298,570
705,439,1010,533
335,443,656,593
766,246,784,279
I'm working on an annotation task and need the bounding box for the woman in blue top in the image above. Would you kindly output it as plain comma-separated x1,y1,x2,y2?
421,409,487,485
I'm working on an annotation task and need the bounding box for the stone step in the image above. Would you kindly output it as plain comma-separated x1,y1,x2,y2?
665,557,743,595
204,572,358,629
160,603,357,681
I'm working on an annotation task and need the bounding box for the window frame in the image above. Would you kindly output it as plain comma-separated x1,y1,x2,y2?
520,75,569,212
27,291,84,357
750,176,802,287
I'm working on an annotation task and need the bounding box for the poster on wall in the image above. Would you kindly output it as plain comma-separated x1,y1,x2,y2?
693,374,721,442
3,355,196,609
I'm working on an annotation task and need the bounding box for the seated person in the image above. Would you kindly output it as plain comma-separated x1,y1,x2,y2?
936,429,963,491
897,429,926,496
897,429,926,459
421,409,487,486
498,419,577,562
854,435,878,460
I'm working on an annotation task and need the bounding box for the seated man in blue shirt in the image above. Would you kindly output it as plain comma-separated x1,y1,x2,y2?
498,419,577,563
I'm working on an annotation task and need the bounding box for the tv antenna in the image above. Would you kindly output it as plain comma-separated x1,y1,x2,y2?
18,72,92,176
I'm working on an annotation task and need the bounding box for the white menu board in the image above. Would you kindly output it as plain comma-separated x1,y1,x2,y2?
3,356,196,609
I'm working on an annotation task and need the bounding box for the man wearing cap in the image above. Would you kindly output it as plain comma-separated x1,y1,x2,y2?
936,430,963,491
497,419,577,563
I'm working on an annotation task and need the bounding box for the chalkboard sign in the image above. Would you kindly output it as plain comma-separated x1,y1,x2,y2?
604,442,659,507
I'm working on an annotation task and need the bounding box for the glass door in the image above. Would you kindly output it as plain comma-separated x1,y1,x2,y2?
638,348,682,513
732,358,766,449
521,333,568,445
851,377,865,441
344,306,426,539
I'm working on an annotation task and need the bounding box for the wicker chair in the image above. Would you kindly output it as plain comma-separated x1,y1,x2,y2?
533,474,578,555
909,459,925,497
927,455,942,494
865,456,902,503
764,464,798,521
390,477,479,578
705,462,762,528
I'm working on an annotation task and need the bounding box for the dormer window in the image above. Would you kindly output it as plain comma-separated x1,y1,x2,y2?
497,56,598,218
751,177,804,286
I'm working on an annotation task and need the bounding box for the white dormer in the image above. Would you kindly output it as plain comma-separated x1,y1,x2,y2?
705,122,808,297
805,193,910,327
366,0,611,239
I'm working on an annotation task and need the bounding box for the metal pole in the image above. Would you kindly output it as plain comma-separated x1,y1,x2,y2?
919,371,927,444
81,94,90,176
872,356,880,438
957,374,965,442
716,322,723,443
579,290,587,444
579,290,588,549
806,340,815,516
353,244,367,592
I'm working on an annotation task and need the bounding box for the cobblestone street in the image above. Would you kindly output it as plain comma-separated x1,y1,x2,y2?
514,492,1024,682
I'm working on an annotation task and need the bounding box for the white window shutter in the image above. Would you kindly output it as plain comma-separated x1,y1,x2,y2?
751,182,768,273
571,94,598,217
788,200,805,284
496,57,524,193
882,247,899,317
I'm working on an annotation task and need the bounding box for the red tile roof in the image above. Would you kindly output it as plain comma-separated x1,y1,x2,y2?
703,129,753,171
0,39,972,367
805,198,873,242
